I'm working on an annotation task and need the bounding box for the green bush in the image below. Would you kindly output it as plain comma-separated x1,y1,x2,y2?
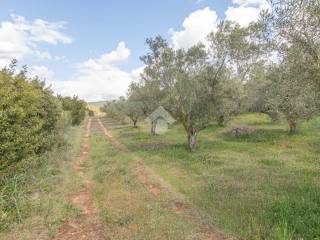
58,96,87,126
0,64,62,177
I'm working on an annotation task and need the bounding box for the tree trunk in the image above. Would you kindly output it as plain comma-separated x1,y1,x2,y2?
150,120,157,135
187,126,197,152
217,115,225,127
133,119,138,128
288,118,297,134
268,111,279,123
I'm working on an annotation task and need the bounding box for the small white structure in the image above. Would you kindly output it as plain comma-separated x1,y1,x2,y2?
145,106,175,134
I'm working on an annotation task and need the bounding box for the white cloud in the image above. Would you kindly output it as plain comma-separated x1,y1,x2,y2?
30,65,55,86
79,41,130,72
0,19,31,66
232,0,269,8
0,15,138,101
169,7,218,49
35,50,52,60
54,55,68,63
0,14,72,67
131,66,145,80
48,42,143,102
28,19,73,44
225,0,270,27
169,2,270,49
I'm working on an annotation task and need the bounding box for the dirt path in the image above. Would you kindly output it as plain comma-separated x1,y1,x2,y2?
54,118,105,240
97,119,161,196
97,118,127,152
97,118,229,240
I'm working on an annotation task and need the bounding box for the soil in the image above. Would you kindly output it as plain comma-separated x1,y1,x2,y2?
54,118,106,240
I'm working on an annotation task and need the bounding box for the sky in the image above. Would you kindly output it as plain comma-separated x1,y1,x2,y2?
0,0,270,101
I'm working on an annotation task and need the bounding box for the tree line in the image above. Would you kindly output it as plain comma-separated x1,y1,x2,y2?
102,0,320,151
0,60,88,180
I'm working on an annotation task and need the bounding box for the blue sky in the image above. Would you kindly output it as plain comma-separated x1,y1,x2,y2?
0,0,268,101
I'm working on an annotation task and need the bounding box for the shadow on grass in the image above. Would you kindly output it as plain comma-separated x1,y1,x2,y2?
222,128,289,144
244,120,280,127
136,142,187,152
118,130,141,138
201,122,221,133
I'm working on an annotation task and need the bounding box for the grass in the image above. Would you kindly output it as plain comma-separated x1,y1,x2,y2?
102,113,320,239
0,124,84,240
89,122,220,239
2,114,319,239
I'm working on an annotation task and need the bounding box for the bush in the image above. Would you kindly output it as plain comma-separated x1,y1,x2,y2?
0,64,62,177
58,96,87,126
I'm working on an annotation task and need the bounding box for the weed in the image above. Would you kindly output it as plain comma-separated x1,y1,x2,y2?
100,207,114,224
198,152,224,166
118,213,134,226
258,158,284,167
264,183,320,239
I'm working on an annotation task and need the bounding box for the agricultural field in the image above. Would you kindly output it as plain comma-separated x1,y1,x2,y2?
1,114,320,239
1,0,320,239
99,114,320,239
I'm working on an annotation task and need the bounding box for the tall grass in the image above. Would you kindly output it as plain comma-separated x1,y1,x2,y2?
0,124,83,238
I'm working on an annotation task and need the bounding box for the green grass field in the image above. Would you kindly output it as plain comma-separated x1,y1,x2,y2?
90,124,217,239
102,113,320,239
1,114,319,239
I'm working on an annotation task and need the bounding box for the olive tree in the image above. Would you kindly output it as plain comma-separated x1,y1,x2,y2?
140,21,266,149
263,0,320,91
265,0,320,88
101,97,127,123
244,62,280,121
257,0,320,132
206,21,264,126
214,77,244,126
124,100,144,128
266,62,318,134
144,43,213,151
126,82,156,129
139,37,170,135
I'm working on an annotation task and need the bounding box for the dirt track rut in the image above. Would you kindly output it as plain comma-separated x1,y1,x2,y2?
97,118,230,240
54,118,105,240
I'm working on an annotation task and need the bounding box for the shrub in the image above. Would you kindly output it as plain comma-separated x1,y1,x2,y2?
0,63,62,177
58,96,87,126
